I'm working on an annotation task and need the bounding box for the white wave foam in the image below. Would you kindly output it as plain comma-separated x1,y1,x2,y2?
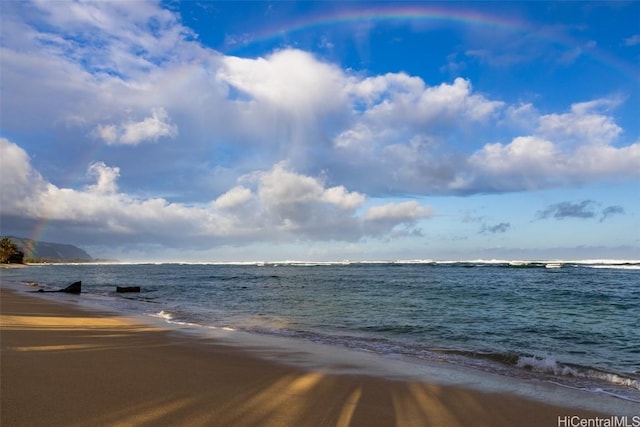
151,310,174,321
148,310,236,332
517,356,640,391
587,265,640,270
93,258,640,267
570,259,640,265
517,356,578,376
589,372,640,391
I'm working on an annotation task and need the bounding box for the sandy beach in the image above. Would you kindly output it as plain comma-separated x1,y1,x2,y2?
1,286,611,427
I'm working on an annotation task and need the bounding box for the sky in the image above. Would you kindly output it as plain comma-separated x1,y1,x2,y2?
1,1,639,262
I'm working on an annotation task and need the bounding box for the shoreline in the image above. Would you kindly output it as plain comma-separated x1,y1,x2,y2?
1,285,633,426
2,268,638,408
0,263,29,269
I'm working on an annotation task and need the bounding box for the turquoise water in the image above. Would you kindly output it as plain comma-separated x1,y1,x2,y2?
2,260,639,402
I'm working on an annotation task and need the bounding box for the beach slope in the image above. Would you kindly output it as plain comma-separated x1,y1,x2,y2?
1,287,604,427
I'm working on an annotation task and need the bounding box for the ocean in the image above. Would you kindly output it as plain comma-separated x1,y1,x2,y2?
2,260,639,405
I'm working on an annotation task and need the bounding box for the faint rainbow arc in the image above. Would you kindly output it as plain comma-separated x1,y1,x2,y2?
26,138,104,247
224,5,638,84
25,5,638,245
230,6,528,47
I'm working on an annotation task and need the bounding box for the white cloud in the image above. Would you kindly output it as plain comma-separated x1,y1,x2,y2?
348,76,503,129
93,124,119,144
214,186,253,210
469,136,557,176
0,1,204,136
322,186,366,210
93,108,178,145
0,138,49,216
504,103,539,131
0,139,430,247
87,162,120,194
0,137,35,194
253,163,366,213
257,162,326,207
119,107,178,145
537,99,622,146
22,0,197,76
218,49,348,117
364,201,432,222
251,163,368,237
453,98,639,192
1,0,639,215
329,76,505,194
333,124,375,150
347,72,423,105
466,136,640,191
330,94,638,194
570,143,640,176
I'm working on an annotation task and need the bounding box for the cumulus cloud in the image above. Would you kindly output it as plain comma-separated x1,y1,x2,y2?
361,200,432,238
4,0,638,200
0,139,431,247
504,103,539,132
363,201,432,222
94,108,178,145
1,0,639,253
218,49,348,117
537,99,622,146
248,163,365,236
0,138,49,216
18,1,197,77
346,75,503,128
322,186,367,210
330,76,505,194
87,162,120,194
331,83,637,195
455,96,637,193
464,126,640,192
213,186,253,210
0,137,35,193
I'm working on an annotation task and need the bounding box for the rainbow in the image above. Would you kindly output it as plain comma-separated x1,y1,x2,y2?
23,4,638,246
223,4,638,83
226,5,528,47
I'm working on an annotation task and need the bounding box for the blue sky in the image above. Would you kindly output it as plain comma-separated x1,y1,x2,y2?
1,1,638,262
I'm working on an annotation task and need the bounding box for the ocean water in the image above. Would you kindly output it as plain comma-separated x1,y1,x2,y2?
2,260,639,403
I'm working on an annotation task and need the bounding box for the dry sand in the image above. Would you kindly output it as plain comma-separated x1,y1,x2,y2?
1,286,610,427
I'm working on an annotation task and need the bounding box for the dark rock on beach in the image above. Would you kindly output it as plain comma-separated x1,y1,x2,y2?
36,281,81,294
61,281,82,294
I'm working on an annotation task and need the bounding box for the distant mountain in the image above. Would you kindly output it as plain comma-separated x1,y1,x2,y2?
5,236,93,262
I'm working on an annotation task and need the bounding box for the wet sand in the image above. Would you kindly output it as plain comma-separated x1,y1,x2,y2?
1,287,609,426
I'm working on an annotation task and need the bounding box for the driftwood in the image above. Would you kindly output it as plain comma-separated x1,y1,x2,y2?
36,281,81,294
116,286,140,293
